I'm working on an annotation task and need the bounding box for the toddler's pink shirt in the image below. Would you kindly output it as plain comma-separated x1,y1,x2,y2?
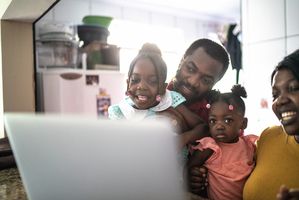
193,135,258,200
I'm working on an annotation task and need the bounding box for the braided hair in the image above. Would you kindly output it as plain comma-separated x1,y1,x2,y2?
207,84,247,115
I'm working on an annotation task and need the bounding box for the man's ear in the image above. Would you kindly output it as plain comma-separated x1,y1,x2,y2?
241,117,248,130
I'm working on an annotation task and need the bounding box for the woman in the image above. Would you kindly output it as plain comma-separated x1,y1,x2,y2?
243,49,299,199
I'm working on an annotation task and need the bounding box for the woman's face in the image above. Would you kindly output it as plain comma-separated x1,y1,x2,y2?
272,69,299,136
127,58,160,110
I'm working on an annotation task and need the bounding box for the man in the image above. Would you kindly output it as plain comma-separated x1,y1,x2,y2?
168,38,230,196
168,38,229,123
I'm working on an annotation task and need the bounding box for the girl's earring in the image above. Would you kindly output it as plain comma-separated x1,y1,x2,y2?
156,95,161,102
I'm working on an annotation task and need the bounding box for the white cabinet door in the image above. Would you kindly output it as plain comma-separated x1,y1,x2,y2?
43,72,85,114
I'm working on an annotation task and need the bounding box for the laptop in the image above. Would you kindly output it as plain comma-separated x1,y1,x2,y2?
4,113,186,200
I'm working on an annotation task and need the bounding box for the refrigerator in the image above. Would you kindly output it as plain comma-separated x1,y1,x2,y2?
36,69,126,118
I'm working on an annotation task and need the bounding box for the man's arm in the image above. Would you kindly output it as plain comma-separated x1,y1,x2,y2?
175,104,204,128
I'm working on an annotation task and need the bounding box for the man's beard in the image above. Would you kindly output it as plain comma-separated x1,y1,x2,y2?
173,70,204,103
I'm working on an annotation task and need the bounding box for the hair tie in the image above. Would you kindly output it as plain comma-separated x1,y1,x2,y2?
206,104,211,109
228,104,234,111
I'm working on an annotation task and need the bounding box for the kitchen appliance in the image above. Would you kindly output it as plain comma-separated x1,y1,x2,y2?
36,39,79,69
36,23,79,69
36,69,126,118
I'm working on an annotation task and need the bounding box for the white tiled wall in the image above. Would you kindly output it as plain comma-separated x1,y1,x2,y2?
287,36,299,54
243,40,285,134
247,0,285,43
286,0,299,36
150,12,176,27
122,7,150,23
242,0,299,135
176,17,198,46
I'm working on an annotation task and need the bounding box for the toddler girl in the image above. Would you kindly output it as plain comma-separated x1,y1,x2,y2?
187,85,258,200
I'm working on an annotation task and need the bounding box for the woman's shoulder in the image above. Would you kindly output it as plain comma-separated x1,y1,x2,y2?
257,125,284,145
260,125,283,137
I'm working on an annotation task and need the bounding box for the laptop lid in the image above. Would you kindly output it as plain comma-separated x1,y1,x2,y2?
4,113,186,200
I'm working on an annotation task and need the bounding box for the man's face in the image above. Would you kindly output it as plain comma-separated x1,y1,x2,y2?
174,47,224,102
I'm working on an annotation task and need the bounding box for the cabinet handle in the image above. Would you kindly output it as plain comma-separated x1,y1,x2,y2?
60,73,82,80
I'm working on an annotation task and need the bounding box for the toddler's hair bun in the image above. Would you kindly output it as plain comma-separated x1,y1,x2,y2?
139,43,162,56
206,89,221,103
231,84,247,98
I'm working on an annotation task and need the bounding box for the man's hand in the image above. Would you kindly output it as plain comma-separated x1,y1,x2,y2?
188,166,208,196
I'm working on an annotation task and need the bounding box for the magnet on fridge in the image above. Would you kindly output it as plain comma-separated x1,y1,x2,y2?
86,74,99,86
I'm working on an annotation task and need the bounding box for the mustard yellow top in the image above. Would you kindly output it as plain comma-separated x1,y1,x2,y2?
243,126,299,200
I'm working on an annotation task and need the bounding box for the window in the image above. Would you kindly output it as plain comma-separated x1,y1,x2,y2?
108,19,184,82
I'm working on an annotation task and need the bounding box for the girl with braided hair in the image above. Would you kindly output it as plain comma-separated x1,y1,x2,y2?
187,85,258,200
108,43,206,145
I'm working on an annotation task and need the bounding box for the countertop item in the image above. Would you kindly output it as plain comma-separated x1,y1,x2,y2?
82,15,113,28
38,23,76,41
77,25,109,47
36,39,79,69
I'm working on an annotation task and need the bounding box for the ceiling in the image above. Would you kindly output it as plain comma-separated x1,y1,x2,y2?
103,0,240,22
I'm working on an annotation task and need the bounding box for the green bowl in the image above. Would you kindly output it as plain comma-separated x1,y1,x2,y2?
82,15,113,28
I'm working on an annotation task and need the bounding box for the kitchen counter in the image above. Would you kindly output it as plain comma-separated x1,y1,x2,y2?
0,167,27,200
0,138,27,199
